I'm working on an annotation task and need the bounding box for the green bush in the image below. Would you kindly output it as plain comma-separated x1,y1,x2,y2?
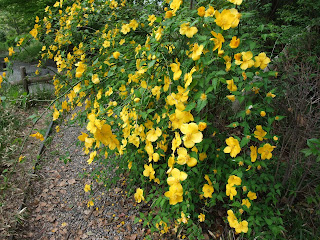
7,0,319,238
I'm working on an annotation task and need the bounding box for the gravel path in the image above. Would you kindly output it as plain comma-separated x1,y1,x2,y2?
14,121,145,240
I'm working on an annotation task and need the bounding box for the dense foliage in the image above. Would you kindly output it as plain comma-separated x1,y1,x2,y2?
2,0,319,239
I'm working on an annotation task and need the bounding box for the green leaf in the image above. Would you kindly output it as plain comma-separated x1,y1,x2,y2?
205,86,214,94
134,216,140,224
240,137,250,147
140,112,147,119
265,218,273,225
216,70,226,76
196,99,207,113
184,102,196,111
212,78,219,91
227,122,239,128
148,60,156,68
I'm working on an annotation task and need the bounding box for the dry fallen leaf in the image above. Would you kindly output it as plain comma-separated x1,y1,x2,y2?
84,210,91,215
68,179,76,184
129,234,137,240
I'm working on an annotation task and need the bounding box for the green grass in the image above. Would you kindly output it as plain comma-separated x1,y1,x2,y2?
0,42,9,53
15,41,42,63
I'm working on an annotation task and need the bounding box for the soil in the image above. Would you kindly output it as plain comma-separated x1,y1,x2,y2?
8,111,149,240
0,104,51,239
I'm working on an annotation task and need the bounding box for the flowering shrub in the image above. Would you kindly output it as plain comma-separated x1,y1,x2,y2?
9,0,286,238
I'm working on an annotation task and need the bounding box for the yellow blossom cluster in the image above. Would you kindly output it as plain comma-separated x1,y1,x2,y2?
15,0,283,236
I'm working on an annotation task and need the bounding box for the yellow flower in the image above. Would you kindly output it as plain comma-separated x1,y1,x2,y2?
273,136,278,141
134,188,145,203
199,93,207,101
151,86,161,100
180,122,203,148
75,62,87,78
198,213,205,222
247,191,257,200
235,220,248,233
254,52,271,70
258,143,276,160
266,92,276,98
128,134,140,148
199,152,207,161
223,137,241,158
260,111,266,117
184,66,196,88
228,175,241,186
8,47,15,56
230,36,240,48
197,7,205,17
188,43,203,61
226,79,237,92
165,10,173,19
226,95,236,102
177,147,197,167
224,55,232,71
170,58,182,80
254,125,267,141
242,71,247,80
228,0,243,5
148,15,156,26
19,155,25,162
113,51,120,59
30,132,44,141
121,24,130,34
235,51,254,70
87,200,94,207
227,210,239,228
87,151,96,164
17,37,24,47
152,153,160,162
226,183,237,200
215,9,241,30
146,127,162,142
84,184,91,192
78,132,88,142
167,168,188,186
30,27,38,39
210,31,225,52
143,163,155,181
155,26,163,41
204,5,215,17
170,0,182,13
203,184,214,198
92,74,100,84
164,183,183,205
129,19,139,30
242,199,251,208
128,161,132,169
250,146,257,162
198,122,207,131
180,23,198,38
